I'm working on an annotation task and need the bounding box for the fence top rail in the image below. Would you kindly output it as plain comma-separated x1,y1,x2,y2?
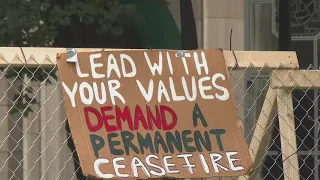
271,69,320,89
0,47,299,69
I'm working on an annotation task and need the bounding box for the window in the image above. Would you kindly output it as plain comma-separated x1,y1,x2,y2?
245,0,320,179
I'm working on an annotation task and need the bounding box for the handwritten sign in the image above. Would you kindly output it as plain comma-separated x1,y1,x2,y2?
57,49,253,179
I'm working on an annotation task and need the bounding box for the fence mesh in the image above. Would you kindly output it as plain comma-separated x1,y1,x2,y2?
0,55,317,180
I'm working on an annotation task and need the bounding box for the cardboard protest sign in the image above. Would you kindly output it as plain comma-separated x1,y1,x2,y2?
56,49,253,179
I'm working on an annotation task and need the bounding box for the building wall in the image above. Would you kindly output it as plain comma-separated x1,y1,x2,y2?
0,76,75,180
196,2,246,179
192,0,245,121
167,0,245,121
168,1,246,179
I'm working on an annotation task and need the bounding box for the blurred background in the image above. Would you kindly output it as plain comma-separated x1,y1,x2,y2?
0,0,319,180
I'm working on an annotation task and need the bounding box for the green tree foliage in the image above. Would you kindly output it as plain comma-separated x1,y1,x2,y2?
0,0,140,46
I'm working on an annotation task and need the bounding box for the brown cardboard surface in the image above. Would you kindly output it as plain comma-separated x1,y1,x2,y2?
56,49,253,179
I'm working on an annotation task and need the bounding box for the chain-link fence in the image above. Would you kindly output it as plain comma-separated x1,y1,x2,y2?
0,48,316,180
